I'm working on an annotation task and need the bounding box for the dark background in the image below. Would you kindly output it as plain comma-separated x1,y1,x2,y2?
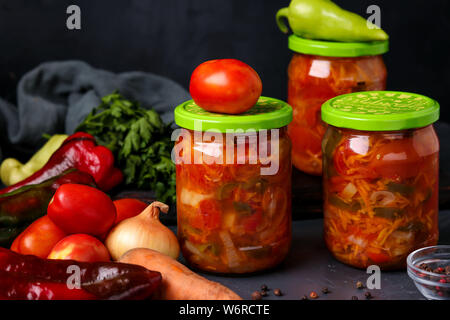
0,0,449,120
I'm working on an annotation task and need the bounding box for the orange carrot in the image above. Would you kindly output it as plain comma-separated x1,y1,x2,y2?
120,248,242,300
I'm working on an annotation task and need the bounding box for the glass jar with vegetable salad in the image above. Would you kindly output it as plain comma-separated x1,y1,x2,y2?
321,91,440,270
173,97,293,274
287,36,388,175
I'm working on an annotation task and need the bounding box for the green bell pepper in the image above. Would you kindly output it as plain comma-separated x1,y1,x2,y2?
0,134,68,186
276,0,389,42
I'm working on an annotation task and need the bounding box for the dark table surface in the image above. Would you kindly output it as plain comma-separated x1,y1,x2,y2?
194,211,450,301
2,123,450,300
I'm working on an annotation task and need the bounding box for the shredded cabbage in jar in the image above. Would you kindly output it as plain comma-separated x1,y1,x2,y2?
176,128,292,273
323,126,439,269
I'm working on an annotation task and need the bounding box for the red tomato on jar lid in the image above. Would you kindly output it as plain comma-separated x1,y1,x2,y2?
189,59,262,114
48,184,116,236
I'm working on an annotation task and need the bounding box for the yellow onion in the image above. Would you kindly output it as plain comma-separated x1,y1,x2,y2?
106,201,180,260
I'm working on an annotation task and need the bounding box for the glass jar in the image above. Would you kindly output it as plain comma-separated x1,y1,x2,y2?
321,91,440,270
287,36,388,175
173,97,293,274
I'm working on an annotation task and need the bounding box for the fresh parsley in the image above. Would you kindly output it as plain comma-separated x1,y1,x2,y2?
76,92,176,203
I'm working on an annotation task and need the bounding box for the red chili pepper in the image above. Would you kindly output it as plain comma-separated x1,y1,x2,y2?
0,132,123,195
0,276,97,300
0,248,161,300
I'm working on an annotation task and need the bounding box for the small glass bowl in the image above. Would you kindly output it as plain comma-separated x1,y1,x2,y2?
407,245,450,300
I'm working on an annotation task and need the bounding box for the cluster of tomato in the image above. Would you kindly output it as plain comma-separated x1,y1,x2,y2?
11,183,147,262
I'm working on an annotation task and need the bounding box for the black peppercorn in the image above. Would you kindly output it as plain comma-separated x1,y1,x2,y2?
274,288,283,296
356,281,364,289
252,291,262,300
351,296,358,300
260,290,268,297
301,295,308,300
261,284,268,291
321,287,330,294
365,292,372,299
446,266,450,275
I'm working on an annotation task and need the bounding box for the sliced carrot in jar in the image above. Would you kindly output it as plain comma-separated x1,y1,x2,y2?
186,164,231,192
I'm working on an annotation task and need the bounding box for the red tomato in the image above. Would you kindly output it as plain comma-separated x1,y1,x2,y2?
369,139,421,180
333,137,421,180
10,216,66,258
47,234,110,262
190,199,222,231
113,198,148,225
367,251,391,264
189,59,262,114
48,184,116,236
243,209,263,233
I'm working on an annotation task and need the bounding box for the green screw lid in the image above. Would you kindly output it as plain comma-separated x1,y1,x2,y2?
174,97,292,132
289,35,389,57
321,91,440,131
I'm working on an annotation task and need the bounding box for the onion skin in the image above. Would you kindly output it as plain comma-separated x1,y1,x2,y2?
106,202,180,260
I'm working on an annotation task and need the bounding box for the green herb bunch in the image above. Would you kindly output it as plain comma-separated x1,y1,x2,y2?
76,92,175,203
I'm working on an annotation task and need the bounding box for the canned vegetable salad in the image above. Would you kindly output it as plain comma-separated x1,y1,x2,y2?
174,97,293,274
321,91,440,270
287,36,388,175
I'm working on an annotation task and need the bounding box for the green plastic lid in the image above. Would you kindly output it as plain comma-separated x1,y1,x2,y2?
321,91,440,131
174,97,293,132
289,35,389,57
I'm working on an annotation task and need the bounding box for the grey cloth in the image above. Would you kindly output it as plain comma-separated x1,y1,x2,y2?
0,60,190,161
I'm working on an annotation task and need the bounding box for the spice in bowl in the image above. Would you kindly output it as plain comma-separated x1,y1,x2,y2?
407,246,450,300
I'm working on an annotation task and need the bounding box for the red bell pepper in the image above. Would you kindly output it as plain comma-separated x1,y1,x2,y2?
0,132,123,194
48,183,117,236
0,248,161,300
0,169,96,247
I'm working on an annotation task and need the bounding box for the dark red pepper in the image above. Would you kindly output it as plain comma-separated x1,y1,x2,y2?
0,132,123,194
0,248,161,300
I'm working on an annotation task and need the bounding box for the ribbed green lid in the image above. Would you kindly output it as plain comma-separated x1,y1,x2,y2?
321,91,440,131
289,35,389,57
174,97,292,132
